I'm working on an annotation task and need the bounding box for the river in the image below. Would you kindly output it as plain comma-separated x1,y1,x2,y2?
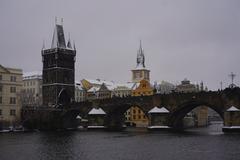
0,123,240,160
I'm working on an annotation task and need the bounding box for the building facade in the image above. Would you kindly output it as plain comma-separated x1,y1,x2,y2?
42,23,76,106
111,85,132,98
0,65,22,128
155,80,175,94
22,71,42,106
86,83,112,100
175,78,198,93
132,79,153,96
75,81,86,102
81,79,116,100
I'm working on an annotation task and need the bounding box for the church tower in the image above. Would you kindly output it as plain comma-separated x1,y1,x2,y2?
41,21,76,106
131,41,150,83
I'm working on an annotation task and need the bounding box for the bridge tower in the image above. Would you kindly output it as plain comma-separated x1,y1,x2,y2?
41,21,76,106
131,40,150,83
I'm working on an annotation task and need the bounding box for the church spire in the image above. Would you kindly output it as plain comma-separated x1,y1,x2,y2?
51,20,66,49
136,40,145,68
42,40,45,50
67,33,72,49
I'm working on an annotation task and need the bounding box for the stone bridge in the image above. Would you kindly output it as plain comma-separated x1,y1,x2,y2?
22,87,240,131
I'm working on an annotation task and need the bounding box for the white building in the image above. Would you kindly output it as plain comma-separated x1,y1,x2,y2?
175,78,198,93
75,81,86,102
155,81,175,94
22,71,42,106
110,83,133,98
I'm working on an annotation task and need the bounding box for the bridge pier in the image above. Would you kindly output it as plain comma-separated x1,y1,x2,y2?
223,106,240,132
105,114,126,131
87,108,106,129
147,107,170,130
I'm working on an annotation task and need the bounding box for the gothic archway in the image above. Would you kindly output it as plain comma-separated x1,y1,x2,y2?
58,88,71,106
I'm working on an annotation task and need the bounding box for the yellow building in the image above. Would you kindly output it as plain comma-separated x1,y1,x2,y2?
125,41,153,127
126,80,153,127
132,79,153,96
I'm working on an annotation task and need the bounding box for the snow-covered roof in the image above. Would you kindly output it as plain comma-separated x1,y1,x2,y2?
88,108,106,115
131,82,140,90
75,81,85,90
88,86,100,92
107,83,133,91
134,65,149,70
85,79,115,86
23,71,42,80
227,106,240,112
148,107,169,114
76,115,82,119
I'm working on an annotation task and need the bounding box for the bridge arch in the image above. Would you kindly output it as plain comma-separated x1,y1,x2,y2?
168,100,224,129
104,103,151,129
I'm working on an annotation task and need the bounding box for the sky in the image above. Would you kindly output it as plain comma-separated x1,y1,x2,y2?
1,0,240,90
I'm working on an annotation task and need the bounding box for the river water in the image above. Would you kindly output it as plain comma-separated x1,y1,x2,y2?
0,123,240,160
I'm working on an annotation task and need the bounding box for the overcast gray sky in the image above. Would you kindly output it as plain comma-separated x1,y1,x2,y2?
1,0,240,90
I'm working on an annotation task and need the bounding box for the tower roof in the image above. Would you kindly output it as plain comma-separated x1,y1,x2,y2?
51,24,66,48
136,40,145,69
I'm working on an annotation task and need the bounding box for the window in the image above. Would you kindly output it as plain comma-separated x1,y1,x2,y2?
133,115,136,120
133,109,136,114
10,76,16,82
10,109,16,116
10,97,16,104
138,115,141,119
10,87,16,93
0,96,2,104
0,75,2,81
0,109,2,115
0,85,2,92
